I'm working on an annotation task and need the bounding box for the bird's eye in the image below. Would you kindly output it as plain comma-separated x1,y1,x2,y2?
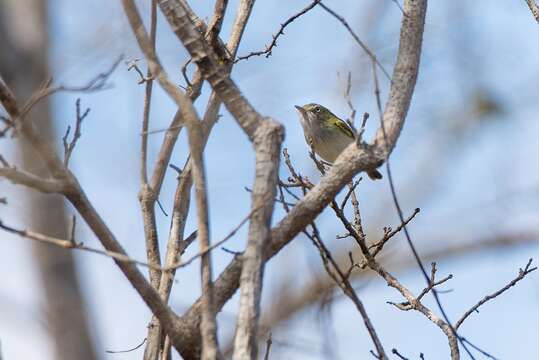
315,107,321,113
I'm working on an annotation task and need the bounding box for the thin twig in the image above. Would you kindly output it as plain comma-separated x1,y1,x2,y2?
172,1,429,357
306,222,388,359
235,0,322,62
318,2,391,81
140,0,158,185
459,338,499,360
63,98,89,166
1,56,184,358
263,332,273,360
340,178,361,210
456,259,536,329
0,220,159,270
164,202,266,271
145,0,263,357
106,338,147,354
22,56,122,122
391,348,409,360
126,59,154,84
342,71,357,126
369,27,467,359
368,208,420,258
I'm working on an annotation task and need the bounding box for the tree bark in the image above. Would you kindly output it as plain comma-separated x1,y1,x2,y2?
0,2,97,360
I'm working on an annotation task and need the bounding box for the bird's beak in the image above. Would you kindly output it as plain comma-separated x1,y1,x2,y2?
294,105,306,117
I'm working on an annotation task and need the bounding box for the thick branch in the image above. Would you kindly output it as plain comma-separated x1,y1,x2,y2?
158,0,266,140
233,121,283,360
175,0,427,356
1,66,186,360
0,165,65,193
185,117,220,360
144,1,258,357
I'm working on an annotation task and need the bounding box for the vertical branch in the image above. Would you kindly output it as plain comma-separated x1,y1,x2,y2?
184,113,220,360
145,1,256,358
139,0,162,290
175,0,428,356
232,122,283,359
141,0,158,184
373,0,426,155
0,73,187,359
226,0,255,53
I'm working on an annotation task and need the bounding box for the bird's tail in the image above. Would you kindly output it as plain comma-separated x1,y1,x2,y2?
367,169,383,180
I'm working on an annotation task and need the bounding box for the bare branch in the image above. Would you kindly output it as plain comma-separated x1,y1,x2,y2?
145,0,260,357
368,208,420,258
233,124,282,359
164,202,266,271
63,98,89,167
0,163,65,193
158,0,269,139
136,0,162,293
456,259,537,329
254,231,539,352
0,219,159,270
19,56,122,126
235,0,322,62
2,64,184,360
141,0,158,185
306,223,387,359
525,0,539,24
206,0,229,42
318,3,391,81
342,71,357,125
263,333,272,360
391,348,409,360
184,114,221,360
416,263,453,302
106,338,147,354
179,0,427,356
126,59,154,84
122,1,226,357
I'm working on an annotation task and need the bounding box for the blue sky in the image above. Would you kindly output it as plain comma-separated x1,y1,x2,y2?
1,0,539,359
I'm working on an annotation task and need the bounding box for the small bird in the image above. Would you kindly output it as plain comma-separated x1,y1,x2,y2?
295,103,382,180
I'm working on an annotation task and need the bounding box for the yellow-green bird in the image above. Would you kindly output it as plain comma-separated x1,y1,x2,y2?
295,103,382,180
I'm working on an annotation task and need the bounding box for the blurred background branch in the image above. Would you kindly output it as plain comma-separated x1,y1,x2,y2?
0,0,538,359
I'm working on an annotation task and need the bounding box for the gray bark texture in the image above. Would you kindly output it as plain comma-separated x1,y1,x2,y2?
0,1,98,360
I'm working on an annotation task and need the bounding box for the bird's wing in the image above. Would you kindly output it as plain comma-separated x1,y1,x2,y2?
334,119,355,139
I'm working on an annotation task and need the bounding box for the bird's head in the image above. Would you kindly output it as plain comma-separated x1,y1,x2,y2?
294,103,336,127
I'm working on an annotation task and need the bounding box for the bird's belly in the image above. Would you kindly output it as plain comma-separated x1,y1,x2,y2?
313,130,353,163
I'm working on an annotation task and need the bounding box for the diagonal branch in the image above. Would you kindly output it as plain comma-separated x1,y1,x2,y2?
170,0,427,357
455,259,537,329
235,0,322,62
0,164,65,193
158,0,267,140
144,1,260,358
305,222,388,359
525,0,539,24
0,72,185,360
0,219,160,269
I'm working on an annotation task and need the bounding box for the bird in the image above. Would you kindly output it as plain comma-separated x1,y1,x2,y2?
295,103,382,180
